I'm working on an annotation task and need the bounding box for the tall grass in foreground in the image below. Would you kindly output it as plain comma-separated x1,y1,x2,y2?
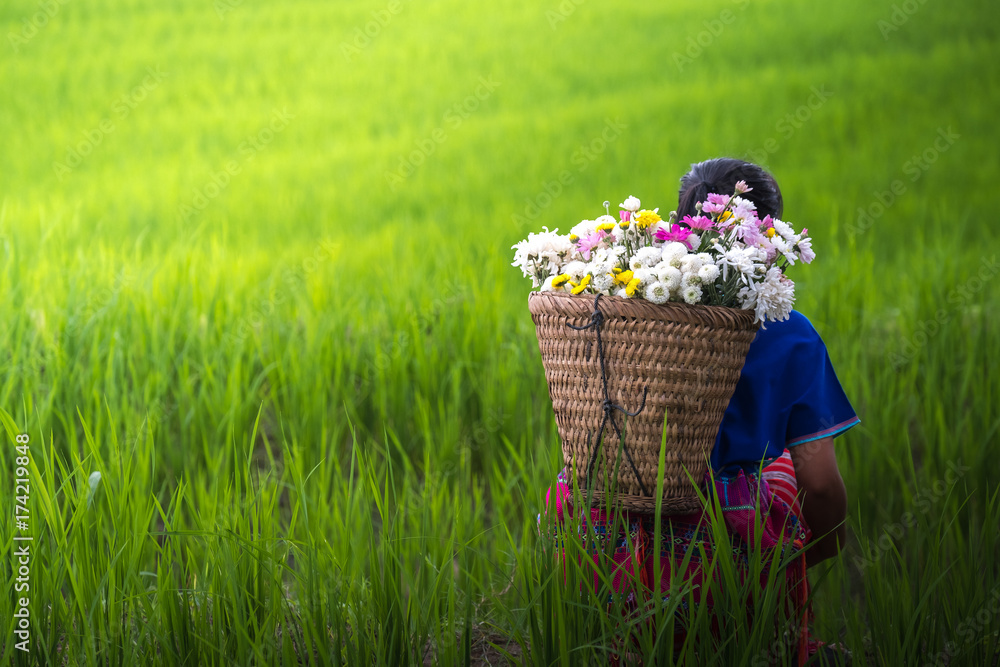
2,398,999,665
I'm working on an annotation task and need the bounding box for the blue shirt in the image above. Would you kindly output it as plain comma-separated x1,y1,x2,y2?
711,310,861,477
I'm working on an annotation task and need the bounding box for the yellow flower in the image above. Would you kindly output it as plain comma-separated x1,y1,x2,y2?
720,211,733,223
552,274,572,288
619,221,630,229
633,210,662,229
597,222,616,232
570,274,592,295
765,227,776,238
612,267,622,275
625,277,641,297
614,269,634,286
569,234,579,242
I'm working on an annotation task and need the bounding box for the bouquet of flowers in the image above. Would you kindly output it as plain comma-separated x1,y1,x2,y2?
511,182,814,325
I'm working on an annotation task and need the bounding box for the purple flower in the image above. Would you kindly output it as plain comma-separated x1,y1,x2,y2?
575,230,609,260
654,224,694,249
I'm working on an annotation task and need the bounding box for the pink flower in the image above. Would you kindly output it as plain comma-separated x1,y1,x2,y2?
654,224,694,249
762,242,778,264
759,214,773,229
796,236,815,264
681,214,714,230
733,219,765,246
575,230,608,260
734,180,753,194
701,193,729,214
731,197,758,223
620,210,632,222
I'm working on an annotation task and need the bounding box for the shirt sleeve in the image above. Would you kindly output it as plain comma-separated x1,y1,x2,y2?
782,315,861,448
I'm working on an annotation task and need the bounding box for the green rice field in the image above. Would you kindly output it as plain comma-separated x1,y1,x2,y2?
1,0,999,664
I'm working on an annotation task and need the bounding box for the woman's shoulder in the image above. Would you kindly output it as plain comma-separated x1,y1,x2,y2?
756,309,820,344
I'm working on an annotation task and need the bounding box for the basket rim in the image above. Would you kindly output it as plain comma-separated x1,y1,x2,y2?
528,290,760,330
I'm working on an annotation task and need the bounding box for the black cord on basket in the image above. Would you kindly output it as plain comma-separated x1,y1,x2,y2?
566,294,650,497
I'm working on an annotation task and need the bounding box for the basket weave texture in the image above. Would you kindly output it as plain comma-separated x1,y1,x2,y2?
529,291,760,514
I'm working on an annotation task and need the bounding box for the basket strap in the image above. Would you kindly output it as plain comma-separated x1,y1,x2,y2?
567,294,650,496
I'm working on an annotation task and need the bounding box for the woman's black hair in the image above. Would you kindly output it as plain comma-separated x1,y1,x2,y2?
677,158,783,220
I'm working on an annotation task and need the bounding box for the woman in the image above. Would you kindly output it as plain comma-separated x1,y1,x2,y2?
543,158,860,663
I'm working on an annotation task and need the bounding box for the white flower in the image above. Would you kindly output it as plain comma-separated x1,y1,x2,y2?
614,288,628,298
620,196,641,212
634,268,655,285
644,281,670,304
661,241,688,268
771,219,795,241
681,272,702,288
770,236,796,265
591,271,615,293
591,247,614,265
628,255,645,271
563,260,588,281
571,219,598,238
635,246,662,267
655,263,682,290
687,233,701,249
679,254,704,274
697,263,721,283
511,227,573,285
540,275,556,292
717,246,765,285
738,266,795,325
682,284,703,305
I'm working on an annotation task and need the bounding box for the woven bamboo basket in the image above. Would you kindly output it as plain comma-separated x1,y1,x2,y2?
529,291,760,514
